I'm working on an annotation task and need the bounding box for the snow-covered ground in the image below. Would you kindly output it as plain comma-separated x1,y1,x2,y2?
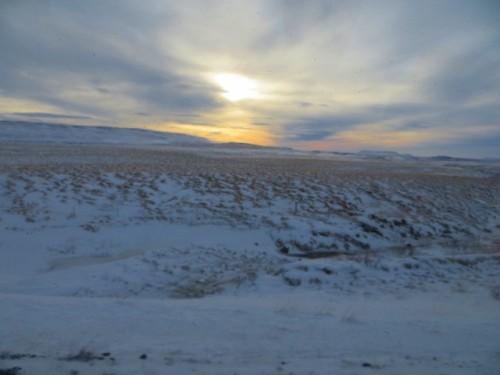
0,121,209,145
0,140,499,374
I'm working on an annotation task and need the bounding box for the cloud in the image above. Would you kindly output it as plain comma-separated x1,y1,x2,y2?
418,33,500,106
289,130,332,142
395,121,428,131
282,114,364,142
280,102,433,141
403,131,500,159
0,0,498,157
11,112,92,120
0,1,220,123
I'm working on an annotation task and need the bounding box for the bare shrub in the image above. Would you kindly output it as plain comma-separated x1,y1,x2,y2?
60,349,102,362
490,285,500,300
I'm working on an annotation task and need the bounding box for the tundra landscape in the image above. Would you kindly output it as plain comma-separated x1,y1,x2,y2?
2,0,500,373
0,124,499,375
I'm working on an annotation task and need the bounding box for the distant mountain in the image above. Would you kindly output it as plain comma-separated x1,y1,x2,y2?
216,142,273,149
205,142,293,152
424,155,477,162
322,149,488,162
356,150,417,161
0,121,210,145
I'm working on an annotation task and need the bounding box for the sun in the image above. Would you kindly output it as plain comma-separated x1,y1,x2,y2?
212,73,261,101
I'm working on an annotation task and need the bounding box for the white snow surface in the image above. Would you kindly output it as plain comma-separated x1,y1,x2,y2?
0,141,499,375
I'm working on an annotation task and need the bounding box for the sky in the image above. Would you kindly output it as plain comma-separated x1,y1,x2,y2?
1,0,499,157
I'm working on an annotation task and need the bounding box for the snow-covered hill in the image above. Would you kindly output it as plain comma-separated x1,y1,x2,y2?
0,142,499,374
0,120,210,145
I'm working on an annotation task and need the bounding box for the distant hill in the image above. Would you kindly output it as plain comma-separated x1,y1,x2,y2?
204,142,293,152
424,155,477,162
0,121,210,145
327,149,485,163
356,150,417,161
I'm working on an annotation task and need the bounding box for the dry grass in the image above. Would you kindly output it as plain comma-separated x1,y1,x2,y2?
1,143,498,256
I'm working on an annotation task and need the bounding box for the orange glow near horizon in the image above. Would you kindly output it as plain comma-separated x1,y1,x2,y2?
147,96,276,146
149,121,275,146
336,129,434,148
0,97,63,115
288,127,439,152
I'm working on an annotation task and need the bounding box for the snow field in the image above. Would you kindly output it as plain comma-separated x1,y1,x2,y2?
0,143,499,374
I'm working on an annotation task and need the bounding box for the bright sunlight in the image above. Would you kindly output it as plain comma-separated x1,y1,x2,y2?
212,73,261,102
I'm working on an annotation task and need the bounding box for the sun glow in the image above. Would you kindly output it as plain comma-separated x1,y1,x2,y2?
212,73,261,101
151,121,274,146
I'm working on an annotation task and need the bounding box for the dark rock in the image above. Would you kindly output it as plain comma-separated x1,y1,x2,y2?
279,246,289,254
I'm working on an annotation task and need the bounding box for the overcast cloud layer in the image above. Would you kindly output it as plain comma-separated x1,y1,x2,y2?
1,0,499,157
